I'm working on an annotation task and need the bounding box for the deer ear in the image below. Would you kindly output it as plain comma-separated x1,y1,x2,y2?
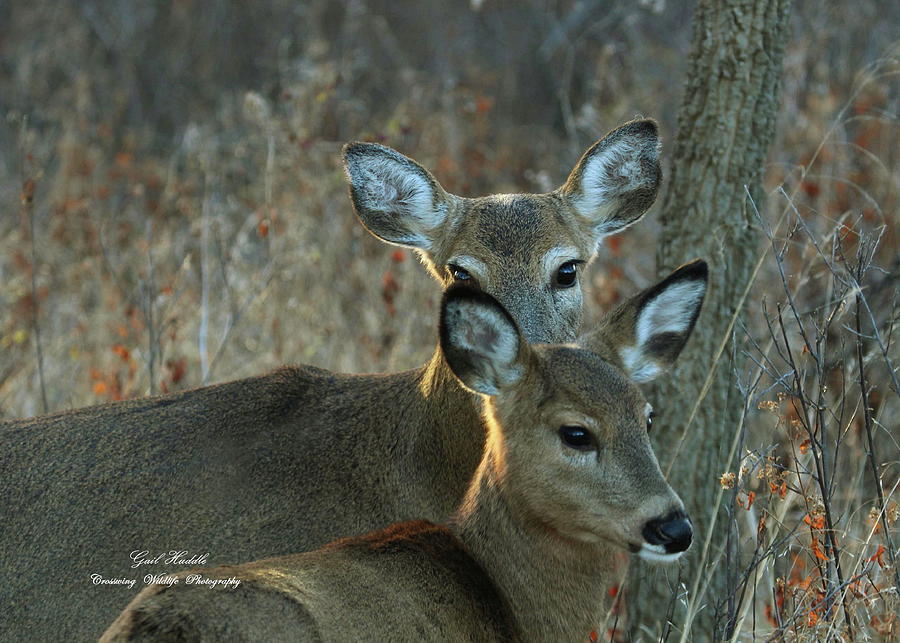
440,285,526,395
560,119,661,248
342,142,452,251
587,260,708,383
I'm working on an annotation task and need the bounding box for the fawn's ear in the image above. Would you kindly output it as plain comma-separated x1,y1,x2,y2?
342,142,452,251
560,119,662,249
440,285,527,395
586,260,708,383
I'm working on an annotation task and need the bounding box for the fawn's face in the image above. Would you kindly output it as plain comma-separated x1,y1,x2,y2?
343,120,661,343
490,347,686,558
441,260,709,560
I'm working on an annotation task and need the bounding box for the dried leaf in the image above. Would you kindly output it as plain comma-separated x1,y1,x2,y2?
811,537,828,561
867,544,886,567
803,513,825,530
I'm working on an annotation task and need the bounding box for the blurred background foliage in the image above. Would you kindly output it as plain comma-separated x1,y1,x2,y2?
1,0,894,414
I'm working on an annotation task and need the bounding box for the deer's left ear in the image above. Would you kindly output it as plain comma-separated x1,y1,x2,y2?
559,119,662,249
586,260,708,383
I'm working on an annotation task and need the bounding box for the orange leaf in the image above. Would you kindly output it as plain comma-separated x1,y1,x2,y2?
799,439,810,454
793,573,814,591
166,358,187,385
93,381,108,395
475,96,494,115
803,513,825,530
112,344,131,362
801,181,821,198
811,537,828,561
868,544,886,567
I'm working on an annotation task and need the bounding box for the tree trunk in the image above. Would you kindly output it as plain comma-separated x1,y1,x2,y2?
625,0,791,639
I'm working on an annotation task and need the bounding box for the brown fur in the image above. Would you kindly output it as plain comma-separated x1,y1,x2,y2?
1,120,662,641
103,522,514,642
102,272,706,641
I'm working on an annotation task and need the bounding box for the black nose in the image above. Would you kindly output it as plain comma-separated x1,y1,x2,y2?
643,511,692,553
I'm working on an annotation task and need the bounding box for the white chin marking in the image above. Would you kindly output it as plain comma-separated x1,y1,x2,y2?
638,544,684,563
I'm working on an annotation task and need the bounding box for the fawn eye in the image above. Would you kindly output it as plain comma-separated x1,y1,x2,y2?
647,411,655,432
448,264,472,282
553,261,579,289
559,426,594,451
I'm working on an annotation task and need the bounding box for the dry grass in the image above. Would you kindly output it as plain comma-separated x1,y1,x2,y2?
1,1,897,639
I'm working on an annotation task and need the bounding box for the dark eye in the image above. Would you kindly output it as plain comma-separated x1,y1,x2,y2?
553,261,579,288
448,264,472,281
559,425,594,451
647,411,655,432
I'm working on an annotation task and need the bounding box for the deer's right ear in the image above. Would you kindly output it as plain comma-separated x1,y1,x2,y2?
560,119,662,249
587,260,708,383
440,285,526,396
342,142,452,251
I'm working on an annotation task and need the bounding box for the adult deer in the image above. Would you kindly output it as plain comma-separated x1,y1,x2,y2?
2,120,662,641
103,261,708,642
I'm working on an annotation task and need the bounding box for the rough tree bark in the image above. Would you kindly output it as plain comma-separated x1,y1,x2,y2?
625,0,791,639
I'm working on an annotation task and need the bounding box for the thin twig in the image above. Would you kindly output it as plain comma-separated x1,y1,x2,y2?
199,177,212,384
854,266,900,591
23,177,49,414
144,220,158,395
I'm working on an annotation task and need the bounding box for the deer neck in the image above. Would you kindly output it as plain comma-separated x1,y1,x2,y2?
417,347,474,410
406,348,487,516
450,449,629,641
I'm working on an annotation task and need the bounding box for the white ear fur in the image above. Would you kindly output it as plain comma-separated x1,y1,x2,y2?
441,296,524,395
620,279,706,383
564,120,661,243
343,143,448,250
572,138,652,225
